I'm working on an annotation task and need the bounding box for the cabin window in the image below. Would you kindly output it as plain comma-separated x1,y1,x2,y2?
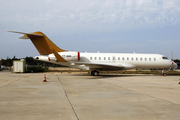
104,57,106,60
149,58,151,61
108,57,110,60
136,58,138,61
90,57,92,60
140,58,142,61
122,57,124,60
145,58,147,61
118,57,120,60
95,57,96,60
162,57,168,59
131,58,133,61
127,57,129,61
99,57,101,60
113,57,115,60
154,58,156,61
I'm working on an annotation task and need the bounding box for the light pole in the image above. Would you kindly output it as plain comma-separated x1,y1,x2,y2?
171,50,173,60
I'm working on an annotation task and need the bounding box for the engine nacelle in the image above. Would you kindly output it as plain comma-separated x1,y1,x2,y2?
48,51,80,62
60,51,80,61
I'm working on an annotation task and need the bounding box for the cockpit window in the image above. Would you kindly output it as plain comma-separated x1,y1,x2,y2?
162,57,168,59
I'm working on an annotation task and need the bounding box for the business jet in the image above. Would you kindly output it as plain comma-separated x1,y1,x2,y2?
8,31,177,76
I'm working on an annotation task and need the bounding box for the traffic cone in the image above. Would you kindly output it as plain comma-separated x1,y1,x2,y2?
179,77,180,84
43,74,47,82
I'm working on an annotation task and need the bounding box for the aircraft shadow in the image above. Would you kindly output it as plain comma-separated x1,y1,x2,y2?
71,73,146,78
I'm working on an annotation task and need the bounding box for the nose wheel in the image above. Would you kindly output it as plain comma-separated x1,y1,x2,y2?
162,69,167,76
91,71,99,76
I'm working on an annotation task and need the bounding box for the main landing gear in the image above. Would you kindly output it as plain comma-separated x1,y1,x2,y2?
91,71,99,76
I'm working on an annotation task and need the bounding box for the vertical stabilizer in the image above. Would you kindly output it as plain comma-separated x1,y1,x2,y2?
26,31,67,55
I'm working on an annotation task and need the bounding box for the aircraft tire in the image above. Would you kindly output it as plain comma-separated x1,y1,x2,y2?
91,71,94,76
91,71,99,76
94,71,99,76
163,73,167,76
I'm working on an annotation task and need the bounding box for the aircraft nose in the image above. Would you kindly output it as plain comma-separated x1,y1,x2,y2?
171,61,178,69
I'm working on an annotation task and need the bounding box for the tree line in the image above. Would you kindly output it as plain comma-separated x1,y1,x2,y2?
1,56,64,67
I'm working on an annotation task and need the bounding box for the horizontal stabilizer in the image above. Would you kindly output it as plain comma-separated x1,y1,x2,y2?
7,30,43,38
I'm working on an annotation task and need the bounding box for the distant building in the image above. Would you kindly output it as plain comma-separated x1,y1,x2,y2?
13,59,26,73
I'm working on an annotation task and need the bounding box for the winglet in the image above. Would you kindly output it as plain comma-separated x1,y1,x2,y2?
52,49,67,62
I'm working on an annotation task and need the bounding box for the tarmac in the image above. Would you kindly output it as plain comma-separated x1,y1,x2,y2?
0,70,180,120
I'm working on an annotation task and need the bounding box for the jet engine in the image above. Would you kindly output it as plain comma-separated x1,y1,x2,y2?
48,51,80,62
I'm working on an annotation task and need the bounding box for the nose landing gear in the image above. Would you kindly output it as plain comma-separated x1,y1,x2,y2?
162,69,167,76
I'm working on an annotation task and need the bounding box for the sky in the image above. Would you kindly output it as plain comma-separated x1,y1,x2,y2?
0,0,180,59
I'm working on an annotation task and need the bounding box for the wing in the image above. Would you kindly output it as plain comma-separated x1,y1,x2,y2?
74,62,136,71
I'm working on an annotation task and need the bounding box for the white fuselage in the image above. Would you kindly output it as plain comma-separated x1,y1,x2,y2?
78,53,174,70
35,52,176,71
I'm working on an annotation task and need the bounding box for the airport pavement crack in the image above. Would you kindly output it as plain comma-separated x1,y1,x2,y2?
56,74,80,120
0,76,27,89
98,78,180,108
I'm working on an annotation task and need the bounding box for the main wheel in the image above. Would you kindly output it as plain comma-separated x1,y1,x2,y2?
91,71,99,76
94,71,99,76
